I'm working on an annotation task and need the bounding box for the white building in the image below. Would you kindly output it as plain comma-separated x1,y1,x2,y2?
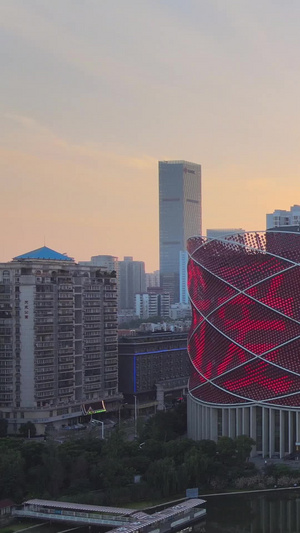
135,290,170,319
79,254,118,273
135,293,149,319
169,303,192,320
146,270,160,289
0,246,121,433
266,205,300,229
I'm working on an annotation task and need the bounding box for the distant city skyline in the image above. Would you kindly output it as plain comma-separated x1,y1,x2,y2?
2,2,300,271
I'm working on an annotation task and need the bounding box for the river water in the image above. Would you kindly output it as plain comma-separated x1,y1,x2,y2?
203,489,300,532
11,491,300,533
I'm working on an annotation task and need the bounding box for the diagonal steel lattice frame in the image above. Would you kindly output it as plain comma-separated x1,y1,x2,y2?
187,231,300,408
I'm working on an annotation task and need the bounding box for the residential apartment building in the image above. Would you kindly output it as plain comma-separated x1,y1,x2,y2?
135,288,170,319
0,246,121,433
146,270,160,289
79,254,118,273
266,205,300,229
159,160,201,303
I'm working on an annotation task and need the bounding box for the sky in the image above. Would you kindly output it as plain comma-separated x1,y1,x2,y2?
1,1,300,271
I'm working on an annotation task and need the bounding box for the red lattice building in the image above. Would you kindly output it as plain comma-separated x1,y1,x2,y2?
187,230,300,457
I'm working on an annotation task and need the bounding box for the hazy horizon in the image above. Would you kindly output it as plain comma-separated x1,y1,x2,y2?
2,1,300,271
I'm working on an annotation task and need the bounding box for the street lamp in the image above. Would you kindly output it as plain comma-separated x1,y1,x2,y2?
99,420,104,440
90,417,104,439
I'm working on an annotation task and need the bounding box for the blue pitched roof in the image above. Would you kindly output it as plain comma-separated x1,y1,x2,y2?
13,246,73,262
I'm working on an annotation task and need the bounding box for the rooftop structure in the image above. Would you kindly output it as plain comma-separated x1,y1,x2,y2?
14,246,73,262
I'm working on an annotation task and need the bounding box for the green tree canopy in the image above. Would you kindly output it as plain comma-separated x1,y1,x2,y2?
0,419,8,437
234,435,255,463
19,421,37,438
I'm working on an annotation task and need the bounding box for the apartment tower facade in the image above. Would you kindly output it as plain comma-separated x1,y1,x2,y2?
0,246,120,433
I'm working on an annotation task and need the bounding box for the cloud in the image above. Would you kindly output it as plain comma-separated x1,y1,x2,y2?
0,112,158,267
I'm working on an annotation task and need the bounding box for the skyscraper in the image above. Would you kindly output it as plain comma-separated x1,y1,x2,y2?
159,160,201,303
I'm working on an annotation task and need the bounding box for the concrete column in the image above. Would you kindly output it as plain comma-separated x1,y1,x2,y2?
210,408,218,441
250,406,257,456
236,408,243,436
228,409,232,438
201,405,206,438
243,406,250,436
289,411,294,454
279,410,285,458
236,408,240,435
205,405,210,439
269,409,275,458
222,408,229,436
229,409,236,438
262,408,269,458
195,402,200,440
296,411,300,447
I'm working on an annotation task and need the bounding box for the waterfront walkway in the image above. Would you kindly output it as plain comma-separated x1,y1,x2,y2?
13,498,206,533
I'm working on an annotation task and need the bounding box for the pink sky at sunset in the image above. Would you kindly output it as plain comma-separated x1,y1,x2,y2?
1,1,300,271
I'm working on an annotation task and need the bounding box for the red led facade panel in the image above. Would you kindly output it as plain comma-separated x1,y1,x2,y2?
188,231,300,408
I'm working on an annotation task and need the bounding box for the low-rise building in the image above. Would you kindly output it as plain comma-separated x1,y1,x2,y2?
118,332,189,413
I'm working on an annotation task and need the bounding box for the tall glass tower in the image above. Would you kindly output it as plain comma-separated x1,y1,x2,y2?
159,160,201,303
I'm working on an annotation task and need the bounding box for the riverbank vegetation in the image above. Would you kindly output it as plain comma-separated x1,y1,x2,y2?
1,405,300,505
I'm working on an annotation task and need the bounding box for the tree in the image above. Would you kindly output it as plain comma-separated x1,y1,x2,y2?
216,436,236,465
234,435,255,463
42,444,65,497
145,457,178,497
0,419,8,437
141,403,187,442
19,421,36,438
197,439,217,458
184,447,216,487
0,449,25,500
165,438,195,466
